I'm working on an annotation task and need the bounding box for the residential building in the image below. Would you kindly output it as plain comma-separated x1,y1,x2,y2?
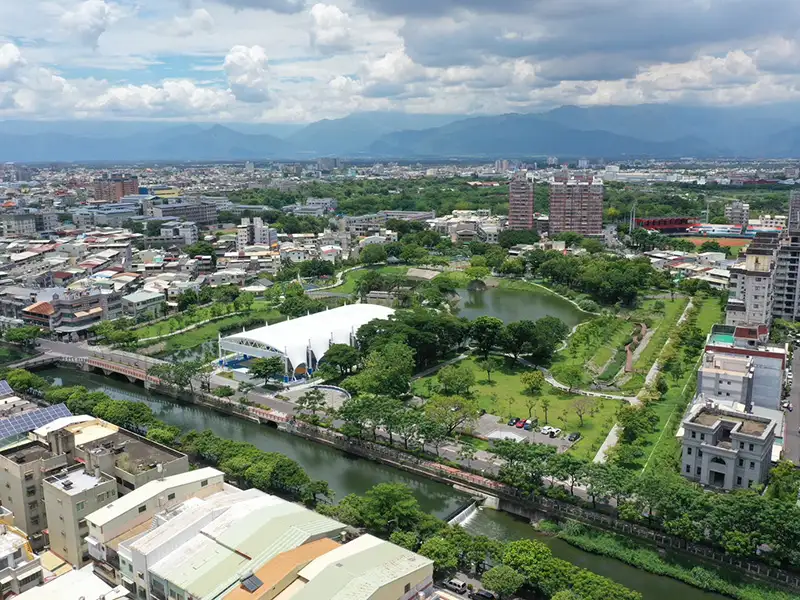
148,200,218,226
704,324,786,410
753,214,787,229
93,175,139,204
773,229,800,322
237,217,277,252
508,172,535,230
726,233,777,327
790,190,800,232
158,221,198,246
33,211,59,232
681,401,777,491
86,467,226,586
0,215,37,237
43,463,117,568
0,507,44,596
121,290,165,319
209,268,247,287
15,565,131,600
21,288,122,339
697,352,754,409
548,177,604,236
724,201,750,228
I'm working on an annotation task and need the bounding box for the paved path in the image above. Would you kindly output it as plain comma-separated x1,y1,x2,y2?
785,354,800,464
36,338,90,359
593,424,620,464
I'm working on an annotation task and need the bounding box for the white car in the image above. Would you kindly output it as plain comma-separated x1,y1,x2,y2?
539,426,553,435
551,428,562,436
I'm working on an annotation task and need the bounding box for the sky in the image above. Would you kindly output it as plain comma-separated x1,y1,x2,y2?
1,0,800,123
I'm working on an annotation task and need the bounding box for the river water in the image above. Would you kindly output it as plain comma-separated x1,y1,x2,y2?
39,366,725,600
454,286,586,328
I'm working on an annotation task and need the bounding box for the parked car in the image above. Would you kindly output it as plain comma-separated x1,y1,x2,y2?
444,579,468,594
515,419,526,428
470,590,498,600
567,432,581,442
523,419,535,430
507,417,520,426
540,425,553,435
549,428,562,438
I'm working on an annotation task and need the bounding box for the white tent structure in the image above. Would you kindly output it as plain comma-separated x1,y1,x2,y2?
218,304,395,375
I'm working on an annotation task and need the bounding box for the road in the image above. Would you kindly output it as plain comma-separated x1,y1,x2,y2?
785,353,800,464
36,338,90,359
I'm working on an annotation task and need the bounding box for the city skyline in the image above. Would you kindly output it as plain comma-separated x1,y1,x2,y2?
2,0,800,123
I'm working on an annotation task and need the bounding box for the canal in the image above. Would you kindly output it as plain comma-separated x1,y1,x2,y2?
454,286,586,328
39,366,725,600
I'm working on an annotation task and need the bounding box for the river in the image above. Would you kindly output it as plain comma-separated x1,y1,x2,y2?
38,366,725,600
454,286,586,328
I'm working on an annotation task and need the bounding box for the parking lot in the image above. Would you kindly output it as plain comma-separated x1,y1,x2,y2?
473,414,574,452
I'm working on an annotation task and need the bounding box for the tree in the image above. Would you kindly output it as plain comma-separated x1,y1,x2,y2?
321,344,360,376
520,370,544,400
296,388,326,415
344,342,414,398
418,537,459,574
185,241,217,265
766,461,800,502
476,356,502,382
6,369,46,393
548,453,586,495
465,266,491,281
470,316,505,358
177,289,198,311
458,436,478,467
540,397,551,424
437,364,475,396
560,364,585,392
360,244,388,265
481,565,525,600
213,386,236,398
572,397,597,427
233,291,255,311
425,394,481,436
499,258,526,276
249,356,285,385
4,326,41,348
502,320,537,360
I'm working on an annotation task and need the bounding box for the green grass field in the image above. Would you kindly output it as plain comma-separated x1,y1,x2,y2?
620,298,689,391
132,300,272,339
326,266,410,294
638,297,724,471
414,356,621,460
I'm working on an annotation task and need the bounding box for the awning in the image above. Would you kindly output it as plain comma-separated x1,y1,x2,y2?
0,575,13,585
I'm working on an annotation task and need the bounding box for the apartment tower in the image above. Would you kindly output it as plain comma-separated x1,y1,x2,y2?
548,176,604,236
93,175,139,203
508,172,535,230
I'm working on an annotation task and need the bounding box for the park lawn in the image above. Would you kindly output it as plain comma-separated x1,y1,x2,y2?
327,266,410,294
550,315,631,386
591,321,636,370
133,300,271,339
158,307,283,354
414,356,621,461
621,297,689,391
637,297,724,471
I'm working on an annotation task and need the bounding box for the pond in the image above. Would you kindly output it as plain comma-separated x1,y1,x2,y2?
454,285,586,328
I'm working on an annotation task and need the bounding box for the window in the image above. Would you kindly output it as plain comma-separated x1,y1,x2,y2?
13,549,21,560
30,516,39,526
27,501,36,511
201,479,208,488
750,461,755,469
700,434,705,441
25,487,35,498
698,450,703,457
0,557,8,570
738,459,744,467
123,480,135,490
696,467,701,476
19,572,40,586
686,447,692,456
685,465,690,473
24,473,33,481
405,583,411,594
749,444,754,451
737,476,742,486
739,442,744,449
138,505,146,514
76,501,85,512
167,493,175,501
691,431,696,439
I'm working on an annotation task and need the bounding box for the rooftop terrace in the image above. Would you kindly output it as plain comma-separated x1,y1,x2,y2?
691,409,769,436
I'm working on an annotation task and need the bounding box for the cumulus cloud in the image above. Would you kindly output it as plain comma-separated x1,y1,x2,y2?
224,45,271,103
78,79,233,116
174,9,215,37
212,0,306,14
309,4,353,53
60,0,114,47
0,43,26,81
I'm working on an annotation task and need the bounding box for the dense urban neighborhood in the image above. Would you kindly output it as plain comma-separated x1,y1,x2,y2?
1,158,800,600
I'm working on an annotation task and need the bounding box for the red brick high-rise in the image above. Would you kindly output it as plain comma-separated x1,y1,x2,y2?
548,177,604,235
508,172,535,230
92,174,139,203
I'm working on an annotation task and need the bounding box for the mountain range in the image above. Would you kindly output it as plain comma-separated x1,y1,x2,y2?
3,105,800,162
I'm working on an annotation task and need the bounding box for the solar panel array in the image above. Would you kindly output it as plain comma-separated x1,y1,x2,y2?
241,575,264,593
0,404,72,441
0,381,12,397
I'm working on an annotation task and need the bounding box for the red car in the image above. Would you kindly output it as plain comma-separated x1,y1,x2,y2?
515,419,526,428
